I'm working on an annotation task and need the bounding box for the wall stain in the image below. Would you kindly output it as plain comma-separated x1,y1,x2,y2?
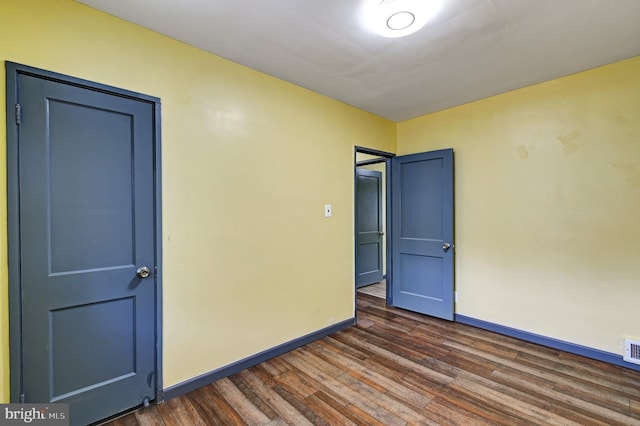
614,163,640,188
616,114,629,125
516,145,529,160
557,130,580,154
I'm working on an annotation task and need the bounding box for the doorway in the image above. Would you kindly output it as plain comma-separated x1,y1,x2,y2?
355,147,393,301
354,146,455,320
6,62,163,425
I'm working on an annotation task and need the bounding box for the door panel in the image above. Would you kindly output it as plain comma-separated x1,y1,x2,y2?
51,297,136,399
400,159,443,240
391,149,454,320
356,168,384,287
49,99,135,272
17,73,157,425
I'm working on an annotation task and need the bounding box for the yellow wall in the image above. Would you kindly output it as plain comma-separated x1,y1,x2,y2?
0,0,396,400
398,56,640,356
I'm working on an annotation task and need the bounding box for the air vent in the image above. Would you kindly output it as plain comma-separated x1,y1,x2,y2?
624,338,640,365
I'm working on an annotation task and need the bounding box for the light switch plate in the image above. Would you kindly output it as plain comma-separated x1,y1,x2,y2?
324,204,332,217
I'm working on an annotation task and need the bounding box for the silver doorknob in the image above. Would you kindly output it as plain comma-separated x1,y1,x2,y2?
442,243,451,250
378,231,385,236
137,266,151,278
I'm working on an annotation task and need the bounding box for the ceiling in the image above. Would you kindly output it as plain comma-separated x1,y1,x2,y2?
77,0,640,122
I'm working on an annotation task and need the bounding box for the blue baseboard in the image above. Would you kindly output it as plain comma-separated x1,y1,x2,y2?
162,317,356,401
455,314,640,372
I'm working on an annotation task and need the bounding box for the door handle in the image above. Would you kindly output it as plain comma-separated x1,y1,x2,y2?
378,231,384,236
442,243,452,251
137,266,151,278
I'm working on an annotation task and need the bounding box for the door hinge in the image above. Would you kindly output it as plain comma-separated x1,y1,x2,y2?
15,103,22,125
20,393,25,403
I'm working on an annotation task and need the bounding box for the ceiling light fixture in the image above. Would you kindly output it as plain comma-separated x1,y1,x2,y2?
362,0,442,38
387,11,415,30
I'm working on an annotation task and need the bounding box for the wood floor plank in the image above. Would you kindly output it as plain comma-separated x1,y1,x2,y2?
418,375,526,426
272,369,318,400
275,359,354,409
469,361,638,425
189,384,248,425
154,396,207,426
301,393,358,426
470,338,521,360
335,329,456,384
358,309,415,335
452,337,640,422
419,348,499,380
307,338,434,408
263,418,288,426
102,293,640,426
455,323,635,392
236,369,314,426
449,376,583,425
414,353,563,424
133,406,166,426
294,346,348,378
213,377,271,425
319,334,373,361
339,404,395,426
282,350,408,425
546,403,619,426
271,384,330,426
552,378,634,414
335,371,428,425
422,396,498,426
259,356,291,377
363,323,453,360
485,363,557,390
517,351,640,399
227,374,279,421
314,389,384,426
247,364,278,388
421,355,554,413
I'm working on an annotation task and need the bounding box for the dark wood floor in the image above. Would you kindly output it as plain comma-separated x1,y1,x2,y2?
105,293,640,425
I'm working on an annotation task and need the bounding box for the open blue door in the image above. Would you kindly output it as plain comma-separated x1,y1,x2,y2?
391,149,454,320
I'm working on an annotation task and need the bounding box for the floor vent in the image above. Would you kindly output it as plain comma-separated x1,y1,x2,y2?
624,338,640,365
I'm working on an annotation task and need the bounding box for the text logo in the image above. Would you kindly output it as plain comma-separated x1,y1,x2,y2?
0,404,69,426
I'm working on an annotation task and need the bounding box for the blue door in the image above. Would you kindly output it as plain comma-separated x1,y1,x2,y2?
10,68,159,425
355,168,384,287
391,149,454,320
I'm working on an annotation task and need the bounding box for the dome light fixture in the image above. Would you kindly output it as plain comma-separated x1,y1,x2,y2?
362,0,442,38
387,11,415,30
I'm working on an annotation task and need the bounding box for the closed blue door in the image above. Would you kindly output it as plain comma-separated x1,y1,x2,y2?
391,149,454,320
356,168,384,287
12,69,158,425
